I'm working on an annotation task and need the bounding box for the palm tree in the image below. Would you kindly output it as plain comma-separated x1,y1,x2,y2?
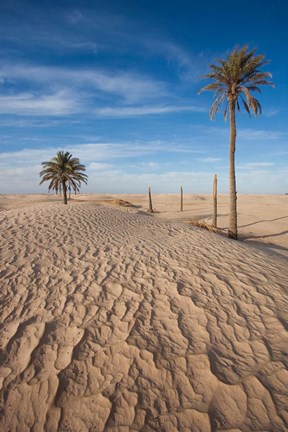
40,151,88,204
199,46,273,239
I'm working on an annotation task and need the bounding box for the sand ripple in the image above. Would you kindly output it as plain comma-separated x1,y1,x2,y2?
0,202,287,431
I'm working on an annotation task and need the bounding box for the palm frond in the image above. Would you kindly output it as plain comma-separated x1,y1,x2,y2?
209,93,226,120
223,101,229,122
240,95,251,116
240,87,262,116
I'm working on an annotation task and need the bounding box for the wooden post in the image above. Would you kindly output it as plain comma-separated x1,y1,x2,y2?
213,174,217,227
148,187,154,213
180,186,183,211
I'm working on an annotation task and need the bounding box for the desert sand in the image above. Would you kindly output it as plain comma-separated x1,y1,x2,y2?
0,194,288,431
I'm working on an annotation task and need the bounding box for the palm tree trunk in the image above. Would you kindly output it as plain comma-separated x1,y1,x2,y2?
228,100,238,239
148,187,154,213
62,181,68,205
212,174,217,227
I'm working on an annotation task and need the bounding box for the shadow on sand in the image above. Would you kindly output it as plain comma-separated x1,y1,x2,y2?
239,215,288,229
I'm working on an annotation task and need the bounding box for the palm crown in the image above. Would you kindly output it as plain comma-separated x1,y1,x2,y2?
199,45,273,120
40,151,88,202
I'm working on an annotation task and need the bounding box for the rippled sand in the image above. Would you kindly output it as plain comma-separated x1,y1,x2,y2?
0,198,288,431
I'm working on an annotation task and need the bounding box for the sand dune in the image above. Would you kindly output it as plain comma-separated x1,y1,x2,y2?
0,198,288,431
1,193,287,257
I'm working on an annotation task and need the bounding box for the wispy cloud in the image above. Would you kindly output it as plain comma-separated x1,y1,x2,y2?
88,162,113,171
236,168,288,194
263,107,280,118
61,8,207,82
0,118,82,128
0,144,286,194
65,10,83,25
198,157,222,163
238,162,275,170
0,90,78,116
193,125,229,136
159,43,212,83
0,141,189,165
94,104,205,117
238,129,285,140
0,58,207,117
193,125,286,142
139,161,159,169
0,63,168,104
0,141,204,174
0,3,197,78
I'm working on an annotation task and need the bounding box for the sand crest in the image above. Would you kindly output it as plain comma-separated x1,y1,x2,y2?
0,201,288,431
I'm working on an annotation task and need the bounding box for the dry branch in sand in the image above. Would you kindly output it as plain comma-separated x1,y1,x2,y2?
189,219,223,234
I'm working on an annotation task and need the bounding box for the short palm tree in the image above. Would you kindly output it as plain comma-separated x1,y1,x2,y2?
40,151,88,204
199,46,273,239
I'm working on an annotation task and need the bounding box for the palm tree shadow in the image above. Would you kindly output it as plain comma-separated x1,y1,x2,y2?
239,215,288,228
136,210,155,217
240,230,288,260
241,229,288,241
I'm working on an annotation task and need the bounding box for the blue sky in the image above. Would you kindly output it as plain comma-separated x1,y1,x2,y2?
0,0,287,194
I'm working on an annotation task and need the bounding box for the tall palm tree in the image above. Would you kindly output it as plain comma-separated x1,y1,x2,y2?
40,151,88,204
199,46,273,239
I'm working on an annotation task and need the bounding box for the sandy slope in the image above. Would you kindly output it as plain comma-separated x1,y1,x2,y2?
1,193,287,257
0,201,288,431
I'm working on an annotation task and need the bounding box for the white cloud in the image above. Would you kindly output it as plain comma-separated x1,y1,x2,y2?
263,108,280,118
0,143,212,193
0,145,134,166
68,142,162,161
238,129,284,140
0,63,209,117
0,91,78,116
0,142,201,170
156,43,211,82
68,41,99,54
0,164,215,194
84,170,217,194
198,157,222,163
0,4,207,87
238,162,275,170
236,167,288,194
0,64,168,103
1,61,191,116
0,118,81,128
66,10,83,25
193,125,229,136
139,161,159,169
88,162,113,171
0,144,287,194
193,125,286,144
94,104,205,117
